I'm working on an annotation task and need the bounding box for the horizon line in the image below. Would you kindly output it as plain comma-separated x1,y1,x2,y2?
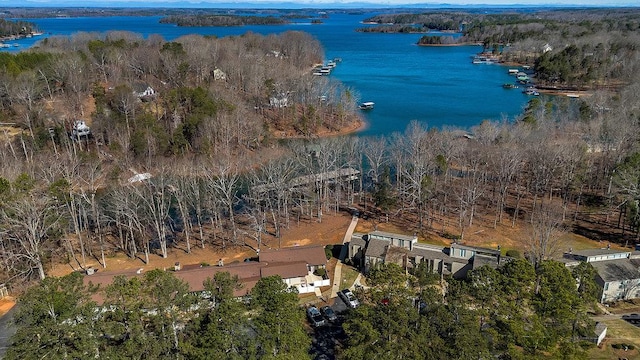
2,2,639,9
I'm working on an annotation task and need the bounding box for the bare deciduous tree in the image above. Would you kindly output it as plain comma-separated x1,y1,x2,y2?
1,195,61,280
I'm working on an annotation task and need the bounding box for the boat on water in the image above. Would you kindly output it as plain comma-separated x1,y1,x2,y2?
502,83,518,89
523,87,540,96
359,102,375,110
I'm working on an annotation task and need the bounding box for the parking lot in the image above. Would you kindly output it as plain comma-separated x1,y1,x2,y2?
622,313,640,327
308,296,352,360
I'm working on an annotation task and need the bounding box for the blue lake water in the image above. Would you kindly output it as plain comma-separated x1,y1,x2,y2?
5,13,531,136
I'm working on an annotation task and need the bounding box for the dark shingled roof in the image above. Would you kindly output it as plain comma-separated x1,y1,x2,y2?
83,249,322,304
260,262,308,279
591,259,640,282
472,254,499,269
410,244,452,261
84,262,266,301
350,235,367,249
365,238,390,259
260,245,327,266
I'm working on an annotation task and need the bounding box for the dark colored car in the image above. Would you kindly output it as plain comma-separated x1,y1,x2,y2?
321,305,337,322
307,306,326,327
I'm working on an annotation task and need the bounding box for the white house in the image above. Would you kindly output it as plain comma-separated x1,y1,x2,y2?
71,120,90,138
133,84,156,98
269,95,288,108
213,68,227,81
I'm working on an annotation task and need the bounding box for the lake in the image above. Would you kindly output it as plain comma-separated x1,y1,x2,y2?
5,12,531,136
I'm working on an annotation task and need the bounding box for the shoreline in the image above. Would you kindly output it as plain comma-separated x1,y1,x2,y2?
271,116,367,140
417,42,482,47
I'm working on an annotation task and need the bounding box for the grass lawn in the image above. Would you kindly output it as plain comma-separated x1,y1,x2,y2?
588,319,640,360
340,265,360,290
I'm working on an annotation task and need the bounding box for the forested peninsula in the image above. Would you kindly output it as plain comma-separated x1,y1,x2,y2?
0,18,37,40
159,14,289,27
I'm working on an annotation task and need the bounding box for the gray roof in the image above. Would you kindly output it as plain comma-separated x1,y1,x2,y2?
350,236,367,249
365,238,390,259
410,244,451,262
472,254,499,269
591,259,640,283
594,322,607,337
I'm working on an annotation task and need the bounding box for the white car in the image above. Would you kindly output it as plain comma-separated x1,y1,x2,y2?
339,289,359,308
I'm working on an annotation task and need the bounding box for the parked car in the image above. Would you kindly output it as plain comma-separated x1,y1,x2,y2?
321,305,337,322
339,289,359,308
307,306,326,327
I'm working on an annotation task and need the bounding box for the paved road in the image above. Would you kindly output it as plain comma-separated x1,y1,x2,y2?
591,311,640,323
330,216,358,299
0,305,17,359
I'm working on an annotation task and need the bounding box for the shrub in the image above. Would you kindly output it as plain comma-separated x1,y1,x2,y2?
324,245,334,259
314,268,326,277
612,343,634,350
505,249,521,258
442,232,461,241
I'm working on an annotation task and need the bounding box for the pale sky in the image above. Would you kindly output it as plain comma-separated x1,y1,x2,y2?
4,0,638,6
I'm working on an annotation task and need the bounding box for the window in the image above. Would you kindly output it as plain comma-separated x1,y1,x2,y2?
460,249,466,257
604,283,609,291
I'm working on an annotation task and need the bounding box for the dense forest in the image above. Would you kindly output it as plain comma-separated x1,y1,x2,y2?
4,259,600,359
0,18,36,38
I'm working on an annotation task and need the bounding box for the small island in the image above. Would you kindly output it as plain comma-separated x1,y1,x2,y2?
159,14,289,27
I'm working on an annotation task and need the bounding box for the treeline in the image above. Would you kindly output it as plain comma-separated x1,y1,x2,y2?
159,14,288,27
0,18,36,38
369,9,640,89
0,30,358,162
3,85,640,284
342,260,599,359
4,258,600,359
356,24,429,34
416,35,458,45
5,271,311,359
361,12,468,31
